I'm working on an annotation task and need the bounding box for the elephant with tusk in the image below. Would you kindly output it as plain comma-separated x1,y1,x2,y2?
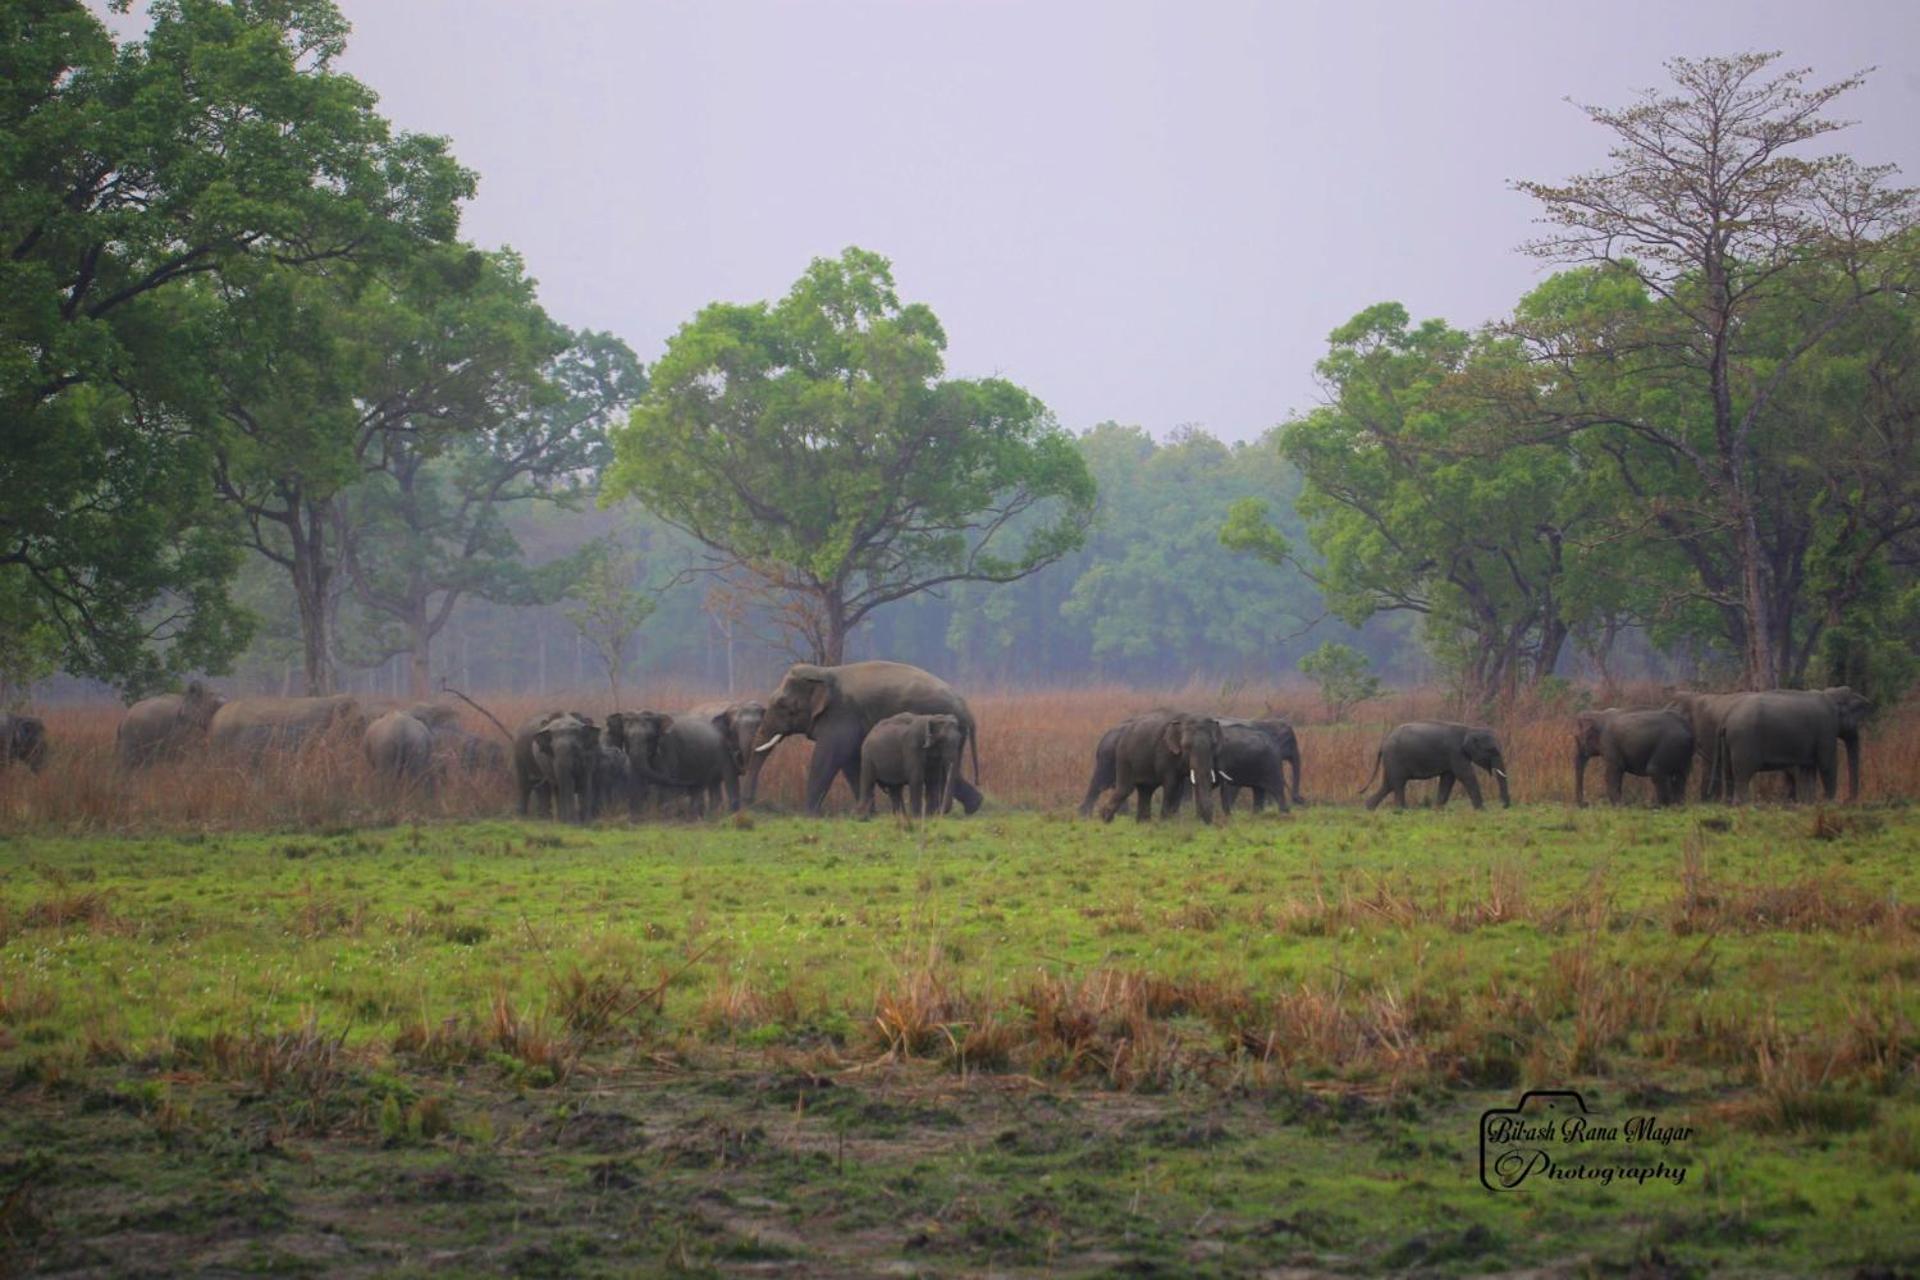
745,661,981,814
1361,722,1511,811
1090,710,1225,824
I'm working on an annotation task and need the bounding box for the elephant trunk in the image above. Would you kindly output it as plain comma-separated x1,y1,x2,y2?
1842,731,1861,803
1490,754,1512,808
742,737,778,805
1191,744,1217,825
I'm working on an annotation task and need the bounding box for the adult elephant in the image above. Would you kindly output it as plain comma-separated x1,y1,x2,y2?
1668,691,1752,801
0,714,48,772
1215,717,1301,813
606,710,740,817
1095,710,1224,824
1362,722,1511,811
512,711,599,822
364,709,435,788
1573,708,1694,806
406,702,508,775
687,700,765,777
209,694,365,755
745,662,981,815
117,681,223,767
1717,686,1872,804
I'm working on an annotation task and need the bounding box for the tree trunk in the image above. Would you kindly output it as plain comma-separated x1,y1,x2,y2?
289,498,334,696
407,599,432,700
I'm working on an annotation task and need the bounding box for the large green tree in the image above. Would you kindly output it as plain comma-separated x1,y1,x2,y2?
1506,53,1918,688
341,326,645,696
0,0,469,692
605,247,1096,664
1224,303,1629,704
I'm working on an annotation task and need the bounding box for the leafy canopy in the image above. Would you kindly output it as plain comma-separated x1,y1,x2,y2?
605,247,1095,661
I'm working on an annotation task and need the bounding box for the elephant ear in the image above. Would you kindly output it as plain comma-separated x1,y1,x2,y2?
921,718,938,750
533,728,555,759
1162,719,1189,757
603,712,628,749
805,679,833,730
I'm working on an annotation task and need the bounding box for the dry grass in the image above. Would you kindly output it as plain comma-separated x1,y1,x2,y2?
5,681,1919,830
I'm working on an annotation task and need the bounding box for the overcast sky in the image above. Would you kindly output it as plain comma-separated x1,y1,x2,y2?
117,2,1920,440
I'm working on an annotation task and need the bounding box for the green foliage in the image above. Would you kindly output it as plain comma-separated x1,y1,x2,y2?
564,538,659,702
1296,642,1381,721
0,0,470,693
605,247,1095,662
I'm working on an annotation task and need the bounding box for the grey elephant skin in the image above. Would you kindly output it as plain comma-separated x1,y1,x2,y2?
1668,691,1751,800
209,695,366,755
1363,721,1510,810
858,712,965,818
1716,687,1871,803
401,702,508,776
1094,710,1224,824
606,710,740,817
590,744,632,820
747,662,981,815
364,709,436,790
1573,708,1693,806
0,714,48,772
1215,717,1300,814
117,681,223,767
688,700,765,776
513,712,599,822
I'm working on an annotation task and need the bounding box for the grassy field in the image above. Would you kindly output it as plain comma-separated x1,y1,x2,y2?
2,806,1917,1276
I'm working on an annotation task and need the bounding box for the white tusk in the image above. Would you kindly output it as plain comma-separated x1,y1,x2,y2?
1494,768,1508,779
1218,770,1234,784
1189,770,1196,785
754,734,784,754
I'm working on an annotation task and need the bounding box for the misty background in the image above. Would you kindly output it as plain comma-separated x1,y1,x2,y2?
58,1,1920,702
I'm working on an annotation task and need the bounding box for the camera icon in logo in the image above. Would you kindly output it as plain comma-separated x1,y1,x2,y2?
1479,1090,1590,1192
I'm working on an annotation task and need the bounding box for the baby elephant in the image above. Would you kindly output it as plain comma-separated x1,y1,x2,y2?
859,713,966,818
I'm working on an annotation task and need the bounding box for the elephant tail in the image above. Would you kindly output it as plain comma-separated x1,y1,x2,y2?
1358,749,1382,796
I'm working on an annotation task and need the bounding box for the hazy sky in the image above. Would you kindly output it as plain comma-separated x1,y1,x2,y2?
123,2,1920,440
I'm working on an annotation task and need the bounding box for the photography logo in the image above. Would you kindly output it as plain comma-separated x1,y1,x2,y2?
1479,1090,1693,1192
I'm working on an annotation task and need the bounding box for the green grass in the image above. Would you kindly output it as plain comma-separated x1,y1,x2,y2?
2,806,1917,1275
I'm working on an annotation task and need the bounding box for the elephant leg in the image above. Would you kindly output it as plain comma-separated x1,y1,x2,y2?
1458,768,1485,810
1436,773,1455,808
725,774,740,813
803,737,847,815
1134,783,1153,823
1288,754,1303,805
909,774,925,818
1394,776,1409,809
1605,762,1625,806
887,784,905,815
1364,776,1392,811
857,760,877,817
1818,750,1838,802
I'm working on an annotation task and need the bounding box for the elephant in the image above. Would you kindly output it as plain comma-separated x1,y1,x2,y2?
857,712,965,818
1094,710,1224,824
209,694,366,755
402,702,508,776
364,709,435,788
512,711,599,822
746,661,981,815
687,700,766,776
589,744,633,820
0,714,47,772
1716,686,1872,804
1668,691,1753,800
1214,717,1301,814
605,710,739,817
116,681,224,767
1573,708,1694,806
1362,722,1510,810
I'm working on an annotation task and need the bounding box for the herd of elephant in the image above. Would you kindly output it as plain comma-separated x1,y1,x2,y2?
6,661,1875,820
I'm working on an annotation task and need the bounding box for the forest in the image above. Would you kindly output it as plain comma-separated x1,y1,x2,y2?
6,5,1915,717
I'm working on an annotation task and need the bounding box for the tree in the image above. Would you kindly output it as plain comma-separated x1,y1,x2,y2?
0,0,469,692
1297,642,1381,722
1508,53,1918,688
565,538,658,705
604,247,1096,665
1225,303,1617,704
339,305,643,696
209,247,558,694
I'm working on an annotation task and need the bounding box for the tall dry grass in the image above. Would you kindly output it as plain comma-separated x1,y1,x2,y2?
3,682,1916,832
